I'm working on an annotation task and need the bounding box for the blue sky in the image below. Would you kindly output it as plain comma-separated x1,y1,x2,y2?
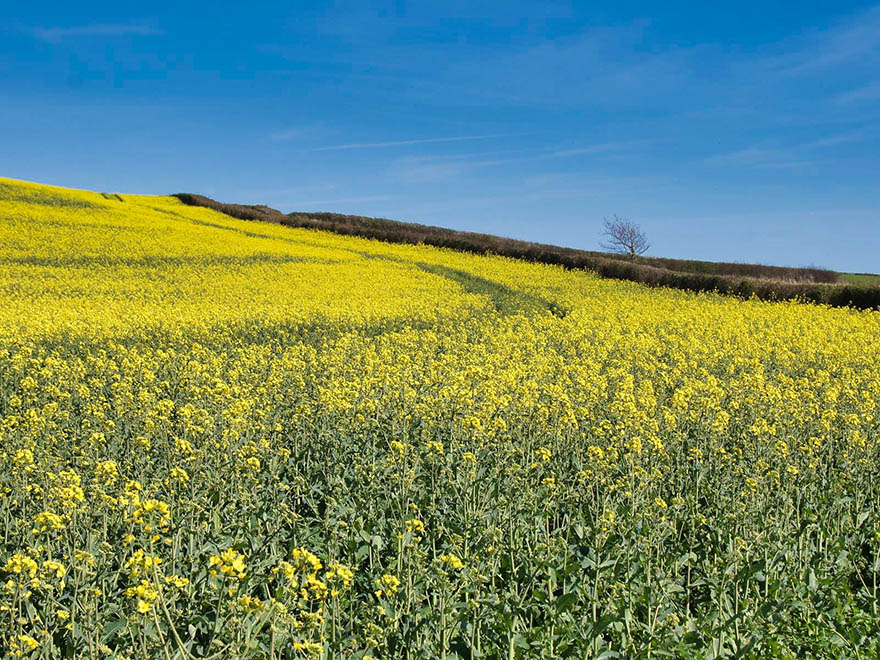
2,1,878,272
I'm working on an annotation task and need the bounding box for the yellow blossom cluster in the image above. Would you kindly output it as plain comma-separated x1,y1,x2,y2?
209,548,247,580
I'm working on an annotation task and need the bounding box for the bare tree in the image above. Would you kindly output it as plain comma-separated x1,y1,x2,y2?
600,215,650,261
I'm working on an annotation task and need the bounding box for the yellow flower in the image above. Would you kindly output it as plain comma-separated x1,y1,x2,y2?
5,554,39,578
209,548,247,579
175,438,194,456
601,509,616,532
42,560,66,580
439,554,464,570
290,547,322,575
125,580,158,614
16,634,40,652
273,560,296,582
292,641,323,655
325,562,355,588
238,594,265,612
94,460,119,486
125,549,162,579
165,575,190,589
131,497,171,531
301,574,329,601
373,573,401,597
13,448,35,470
405,518,426,540
169,466,189,483
426,440,444,456
32,511,65,534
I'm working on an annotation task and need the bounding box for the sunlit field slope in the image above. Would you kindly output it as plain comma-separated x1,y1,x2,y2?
1,176,879,659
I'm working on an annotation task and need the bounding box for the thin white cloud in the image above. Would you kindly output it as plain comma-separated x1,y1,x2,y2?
523,171,668,190
296,195,394,206
271,129,312,141
269,124,327,142
399,147,541,163
835,82,880,104
803,132,865,148
33,23,163,42
402,21,699,109
704,147,815,169
762,7,880,76
389,141,646,184
393,160,468,184
390,148,539,184
388,138,665,187
305,134,508,152
706,130,867,169
229,183,337,198
756,160,821,170
708,147,789,165
545,140,649,158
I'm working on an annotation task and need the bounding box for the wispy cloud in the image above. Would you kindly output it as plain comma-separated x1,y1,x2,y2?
229,183,338,199
388,141,647,184
32,22,163,43
396,147,541,163
544,140,649,159
398,21,703,109
389,148,539,184
269,124,327,142
835,82,880,105
295,195,394,206
392,160,468,184
705,147,817,170
523,171,668,190
305,134,508,152
739,6,880,83
705,130,869,169
777,7,880,75
803,132,865,148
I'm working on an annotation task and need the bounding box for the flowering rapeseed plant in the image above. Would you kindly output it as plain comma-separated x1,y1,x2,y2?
0,177,879,658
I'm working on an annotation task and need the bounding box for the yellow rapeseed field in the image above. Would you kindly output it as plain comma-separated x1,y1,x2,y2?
1,176,879,658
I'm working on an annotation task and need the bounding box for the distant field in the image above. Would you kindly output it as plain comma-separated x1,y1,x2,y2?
2,177,880,659
841,272,880,286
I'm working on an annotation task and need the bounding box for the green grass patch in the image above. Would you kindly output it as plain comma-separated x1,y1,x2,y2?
840,273,880,286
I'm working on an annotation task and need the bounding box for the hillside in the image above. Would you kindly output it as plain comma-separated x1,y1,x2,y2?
172,193,880,310
2,176,880,658
0,177,594,340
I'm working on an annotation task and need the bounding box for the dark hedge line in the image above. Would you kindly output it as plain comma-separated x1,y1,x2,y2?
625,256,837,283
174,195,880,310
174,193,288,224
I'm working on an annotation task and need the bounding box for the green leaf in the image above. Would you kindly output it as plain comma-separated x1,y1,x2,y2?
101,618,128,640
555,592,578,612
